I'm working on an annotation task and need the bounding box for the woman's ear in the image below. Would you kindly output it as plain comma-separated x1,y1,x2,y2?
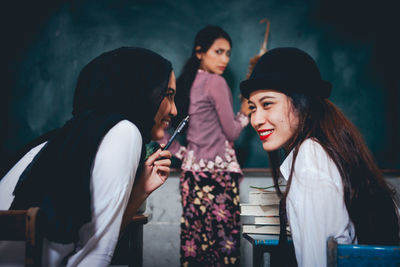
195,46,202,60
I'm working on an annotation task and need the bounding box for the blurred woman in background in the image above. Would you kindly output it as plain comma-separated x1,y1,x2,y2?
161,25,249,266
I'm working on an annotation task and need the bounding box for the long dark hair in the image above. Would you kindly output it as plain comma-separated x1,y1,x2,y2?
9,47,172,243
173,25,232,128
270,93,399,245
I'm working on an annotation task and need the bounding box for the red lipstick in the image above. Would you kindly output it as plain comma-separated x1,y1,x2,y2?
257,129,273,141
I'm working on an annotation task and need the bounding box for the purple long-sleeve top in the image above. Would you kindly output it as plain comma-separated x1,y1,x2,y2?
187,70,245,157
163,70,248,173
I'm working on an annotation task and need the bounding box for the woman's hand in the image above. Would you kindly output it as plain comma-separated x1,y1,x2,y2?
137,145,172,195
121,145,171,232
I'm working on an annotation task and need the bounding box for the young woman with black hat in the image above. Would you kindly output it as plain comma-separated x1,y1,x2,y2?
0,47,176,266
240,47,399,267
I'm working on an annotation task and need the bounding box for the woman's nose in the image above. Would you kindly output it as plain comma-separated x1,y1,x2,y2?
251,110,265,128
170,101,178,117
222,54,230,64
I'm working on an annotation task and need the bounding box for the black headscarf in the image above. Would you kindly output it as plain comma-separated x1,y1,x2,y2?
9,47,172,243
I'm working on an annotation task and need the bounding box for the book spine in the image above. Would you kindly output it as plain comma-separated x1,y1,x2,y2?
240,204,279,216
248,192,280,205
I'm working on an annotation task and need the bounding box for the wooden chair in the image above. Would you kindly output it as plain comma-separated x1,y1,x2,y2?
0,207,43,267
327,236,400,267
111,213,152,267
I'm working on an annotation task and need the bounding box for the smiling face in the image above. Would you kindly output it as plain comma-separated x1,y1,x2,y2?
248,89,299,152
196,38,231,75
151,71,177,140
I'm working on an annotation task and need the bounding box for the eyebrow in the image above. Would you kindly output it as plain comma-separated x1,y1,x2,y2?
248,95,275,104
259,95,276,101
216,48,231,52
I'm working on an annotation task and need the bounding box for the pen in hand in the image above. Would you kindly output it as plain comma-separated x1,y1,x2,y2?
162,115,190,151
152,115,189,161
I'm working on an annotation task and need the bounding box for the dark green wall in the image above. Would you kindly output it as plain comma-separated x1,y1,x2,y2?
1,0,399,168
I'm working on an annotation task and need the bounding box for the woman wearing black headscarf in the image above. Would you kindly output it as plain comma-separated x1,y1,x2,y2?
0,47,177,266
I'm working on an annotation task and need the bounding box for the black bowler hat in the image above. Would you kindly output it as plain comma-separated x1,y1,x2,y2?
240,47,331,99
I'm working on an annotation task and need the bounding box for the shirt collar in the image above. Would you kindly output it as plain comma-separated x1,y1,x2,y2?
280,149,294,181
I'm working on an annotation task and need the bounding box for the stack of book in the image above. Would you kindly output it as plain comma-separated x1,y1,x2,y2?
240,188,290,235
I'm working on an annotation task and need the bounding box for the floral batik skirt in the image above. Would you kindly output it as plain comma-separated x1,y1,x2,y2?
180,171,241,267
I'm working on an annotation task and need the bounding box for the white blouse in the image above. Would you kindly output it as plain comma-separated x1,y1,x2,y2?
280,138,356,267
0,120,142,267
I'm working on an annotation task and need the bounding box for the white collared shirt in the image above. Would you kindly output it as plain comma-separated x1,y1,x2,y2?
280,138,356,267
0,120,142,267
